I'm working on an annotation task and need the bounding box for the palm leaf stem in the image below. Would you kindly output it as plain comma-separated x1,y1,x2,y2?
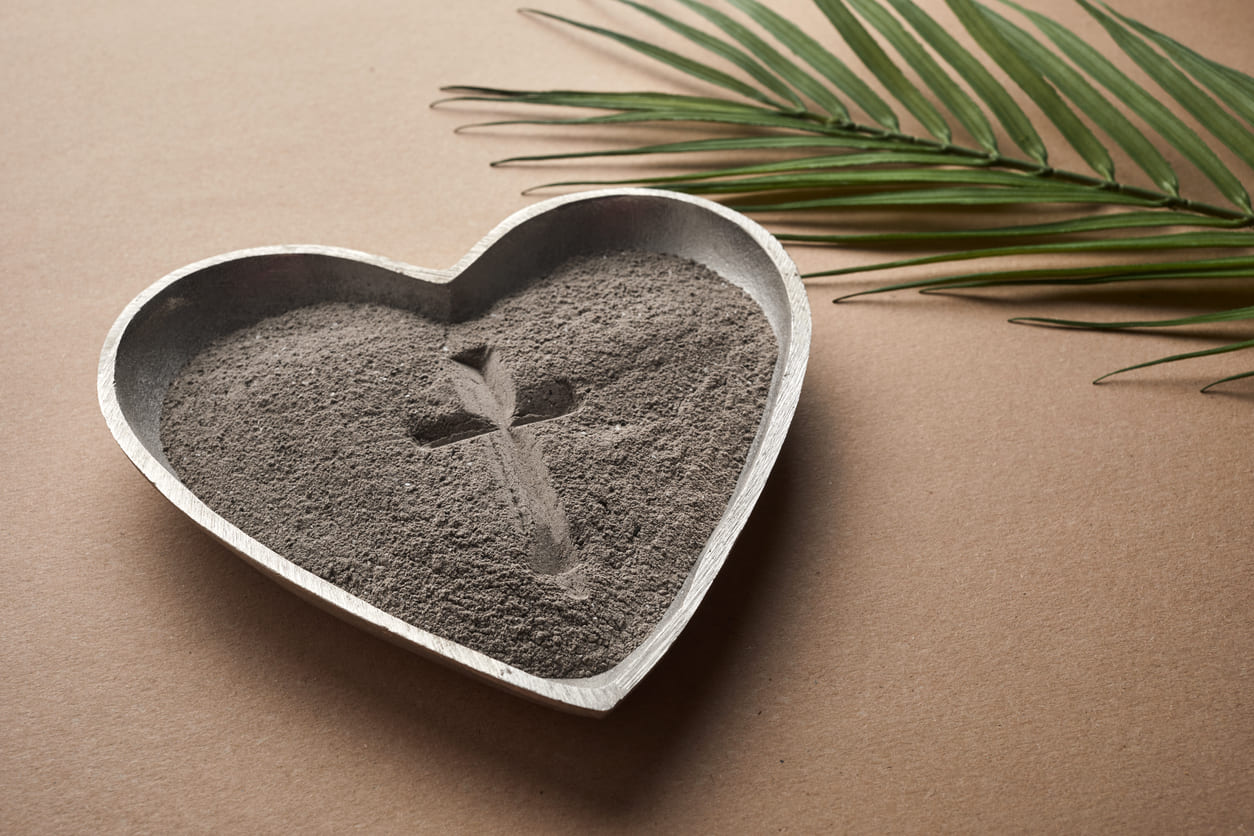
440,87,1254,225
834,254,1254,299
808,231,1254,278
917,267,1254,292
776,212,1246,245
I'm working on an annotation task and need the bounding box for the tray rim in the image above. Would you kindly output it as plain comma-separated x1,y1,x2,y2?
97,188,811,716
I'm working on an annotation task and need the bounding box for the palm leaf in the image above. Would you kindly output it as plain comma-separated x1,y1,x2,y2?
882,0,1047,162
488,134,937,165
535,165,1105,195
1091,339,1254,388
736,185,1162,211
438,86,788,114
835,255,1254,299
777,211,1240,245
1081,1,1254,177
453,107,836,133
1201,370,1254,393
812,0,950,141
447,0,1254,390
671,0,851,121
811,230,1254,277
727,0,899,129
1017,1,1253,212
947,0,1113,178
1108,8,1254,131
980,2,1178,194
920,266,1254,293
610,0,807,112
1012,305,1254,329
516,9,789,110
521,149,982,192
844,0,998,151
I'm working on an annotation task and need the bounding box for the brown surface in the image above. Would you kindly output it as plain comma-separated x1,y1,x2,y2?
3,0,1252,832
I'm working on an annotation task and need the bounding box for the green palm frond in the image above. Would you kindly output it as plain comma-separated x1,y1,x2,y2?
441,0,1254,391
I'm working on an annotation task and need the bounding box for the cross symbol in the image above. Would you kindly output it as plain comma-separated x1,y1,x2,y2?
409,346,579,580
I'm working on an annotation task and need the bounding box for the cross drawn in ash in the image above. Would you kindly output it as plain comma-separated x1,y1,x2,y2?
408,345,580,580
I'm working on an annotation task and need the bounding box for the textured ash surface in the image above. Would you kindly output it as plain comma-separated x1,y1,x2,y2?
161,251,776,678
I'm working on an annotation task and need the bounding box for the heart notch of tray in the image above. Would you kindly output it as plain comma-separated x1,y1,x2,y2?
99,189,810,716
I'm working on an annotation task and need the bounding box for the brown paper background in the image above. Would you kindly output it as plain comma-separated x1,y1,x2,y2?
3,0,1251,831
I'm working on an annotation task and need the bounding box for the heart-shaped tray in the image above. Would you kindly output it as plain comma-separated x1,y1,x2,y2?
98,188,809,715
